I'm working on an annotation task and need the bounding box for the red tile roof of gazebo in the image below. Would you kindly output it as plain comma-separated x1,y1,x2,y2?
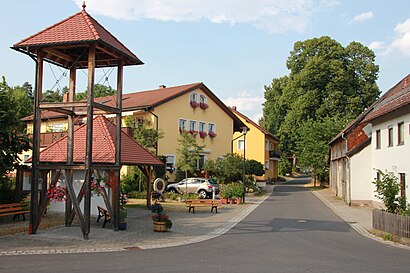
35,115,163,166
12,4,143,68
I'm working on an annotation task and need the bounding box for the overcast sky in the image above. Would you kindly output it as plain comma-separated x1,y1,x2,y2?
1,0,410,122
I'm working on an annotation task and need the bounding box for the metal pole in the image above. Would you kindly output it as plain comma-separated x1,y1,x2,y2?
242,130,247,203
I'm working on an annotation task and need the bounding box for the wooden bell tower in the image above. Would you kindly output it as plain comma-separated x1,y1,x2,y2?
12,2,143,239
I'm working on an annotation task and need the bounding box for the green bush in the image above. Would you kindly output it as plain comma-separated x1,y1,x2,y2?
120,173,138,194
220,183,244,199
373,170,407,214
0,176,15,204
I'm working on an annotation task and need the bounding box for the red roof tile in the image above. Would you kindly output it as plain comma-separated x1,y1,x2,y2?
35,115,163,166
13,6,142,68
363,74,410,122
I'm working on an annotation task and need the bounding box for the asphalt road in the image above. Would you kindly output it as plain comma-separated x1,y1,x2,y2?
1,178,409,273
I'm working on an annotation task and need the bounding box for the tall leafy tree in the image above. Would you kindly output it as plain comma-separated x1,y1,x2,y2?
176,132,204,179
0,77,30,177
262,36,380,180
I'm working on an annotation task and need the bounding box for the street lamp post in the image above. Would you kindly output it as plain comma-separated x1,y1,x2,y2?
242,127,248,203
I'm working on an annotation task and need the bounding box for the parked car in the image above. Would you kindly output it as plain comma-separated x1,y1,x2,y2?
166,178,220,199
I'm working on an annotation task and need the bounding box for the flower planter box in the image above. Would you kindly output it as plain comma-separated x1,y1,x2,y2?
220,198,228,204
153,221,168,232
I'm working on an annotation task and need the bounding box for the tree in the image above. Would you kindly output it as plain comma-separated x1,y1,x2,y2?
204,154,264,183
261,36,380,180
75,84,116,101
176,132,204,179
0,77,30,177
246,159,264,177
124,116,163,154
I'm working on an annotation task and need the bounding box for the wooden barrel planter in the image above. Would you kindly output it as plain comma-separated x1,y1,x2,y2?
153,221,168,232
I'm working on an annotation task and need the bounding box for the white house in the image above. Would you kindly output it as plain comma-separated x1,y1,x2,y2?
330,74,410,206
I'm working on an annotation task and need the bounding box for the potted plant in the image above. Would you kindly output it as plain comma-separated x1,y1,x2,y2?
119,193,128,230
219,184,232,204
119,207,128,230
150,202,172,232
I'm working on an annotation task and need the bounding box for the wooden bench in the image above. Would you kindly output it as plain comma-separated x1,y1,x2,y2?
185,199,219,214
0,203,29,221
96,206,111,228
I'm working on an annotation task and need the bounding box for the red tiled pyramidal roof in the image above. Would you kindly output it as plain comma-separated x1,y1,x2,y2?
12,4,143,68
35,115,163,166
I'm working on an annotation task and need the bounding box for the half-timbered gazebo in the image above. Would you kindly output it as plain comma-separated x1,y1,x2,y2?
12,2,144,239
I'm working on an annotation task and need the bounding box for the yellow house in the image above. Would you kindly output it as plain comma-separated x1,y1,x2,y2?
22,83,246,181
230,107,280,181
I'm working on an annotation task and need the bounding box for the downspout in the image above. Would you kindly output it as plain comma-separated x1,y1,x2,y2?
341,133,352,206
147,109,158,156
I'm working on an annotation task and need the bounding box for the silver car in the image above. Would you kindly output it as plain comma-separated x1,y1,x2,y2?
166,178,220,199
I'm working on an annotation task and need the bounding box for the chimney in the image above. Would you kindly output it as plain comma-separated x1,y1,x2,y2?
159,85,166,89
231,106,237,110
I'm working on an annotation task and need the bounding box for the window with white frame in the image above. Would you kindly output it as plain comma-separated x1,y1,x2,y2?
197,155,206,170
398,122,404,145
376,129,381,149
208,123,216,133
237,139,245,150
178,118,188,132
200,94,206,104
190,92,198,102
199,122,206,132
189,120,197,132
166,155,176,172
388,126,393,147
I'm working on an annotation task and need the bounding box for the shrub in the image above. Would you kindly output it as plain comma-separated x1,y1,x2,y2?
120,173,138,194
373,170,407,214
0,176,15,204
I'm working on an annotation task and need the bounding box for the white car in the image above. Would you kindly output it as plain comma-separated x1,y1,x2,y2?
166,178,220,199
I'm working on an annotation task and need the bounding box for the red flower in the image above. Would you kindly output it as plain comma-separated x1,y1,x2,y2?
199,102,208,109
208,132,217,138
190,101,198,108
199,131,207,138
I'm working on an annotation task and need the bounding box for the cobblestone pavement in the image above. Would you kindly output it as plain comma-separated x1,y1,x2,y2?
0,186,274,256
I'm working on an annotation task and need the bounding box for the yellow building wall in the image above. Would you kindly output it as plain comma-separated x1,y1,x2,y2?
232,115,279,181
154,88,233,160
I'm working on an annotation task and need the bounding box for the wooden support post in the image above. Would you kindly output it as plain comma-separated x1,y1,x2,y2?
83,44,96,239
65,64,76,227
34,170,61,231
30,50,44,235
113,58,123,231
66,170,86,234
